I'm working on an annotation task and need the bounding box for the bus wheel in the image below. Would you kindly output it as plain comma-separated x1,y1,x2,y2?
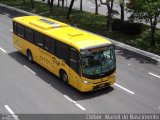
27,50,33,62
60,71,68,84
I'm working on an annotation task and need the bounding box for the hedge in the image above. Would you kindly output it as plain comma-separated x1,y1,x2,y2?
112,19,142,35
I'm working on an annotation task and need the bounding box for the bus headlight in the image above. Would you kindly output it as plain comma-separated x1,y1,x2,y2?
83,80,91,85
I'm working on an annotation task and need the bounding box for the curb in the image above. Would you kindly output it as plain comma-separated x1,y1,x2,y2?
0,3,160,62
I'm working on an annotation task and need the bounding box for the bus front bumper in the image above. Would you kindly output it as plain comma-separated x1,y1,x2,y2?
79,78,116,92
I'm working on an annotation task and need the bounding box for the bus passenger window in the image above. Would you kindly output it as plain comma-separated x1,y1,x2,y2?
34,32,44,47
70,49,79,73
13,22,17,34
56,42,69,63
25,27,34,43
17,24,24,37
44,36,55,54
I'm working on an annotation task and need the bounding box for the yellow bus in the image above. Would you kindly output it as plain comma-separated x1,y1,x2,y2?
13,16,116,92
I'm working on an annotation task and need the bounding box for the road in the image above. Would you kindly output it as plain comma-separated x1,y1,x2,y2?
0,5,160,119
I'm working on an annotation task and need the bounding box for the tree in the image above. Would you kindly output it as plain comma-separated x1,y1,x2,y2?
119,0,124,21
130,0,160,46
80,0,83,12
50,0,54,11
67,0,75,19
47,0,51,5
30,0,34,9
89,0,99,14
100,0,114,32
62,0,65,13
56,0,65,12
42,0,54,11
95,0,98,14
23,0,26,5
57,0,60,7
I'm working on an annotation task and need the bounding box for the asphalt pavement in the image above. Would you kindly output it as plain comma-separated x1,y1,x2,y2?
0,4,160,118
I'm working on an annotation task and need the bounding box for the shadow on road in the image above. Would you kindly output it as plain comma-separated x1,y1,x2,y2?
115,46,159,65
8,51,114,101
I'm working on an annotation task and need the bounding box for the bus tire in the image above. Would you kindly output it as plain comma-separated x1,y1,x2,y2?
27,50,33,62
60,70,68,84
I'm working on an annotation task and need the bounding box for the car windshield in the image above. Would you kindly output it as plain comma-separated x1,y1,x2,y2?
81,45,116,78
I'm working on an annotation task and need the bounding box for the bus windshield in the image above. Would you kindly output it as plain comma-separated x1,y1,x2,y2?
81,45,116,79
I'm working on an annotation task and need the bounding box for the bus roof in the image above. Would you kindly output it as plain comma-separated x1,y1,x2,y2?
13,16,111,51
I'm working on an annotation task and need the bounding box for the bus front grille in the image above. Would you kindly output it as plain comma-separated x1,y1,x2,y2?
93,83,110,90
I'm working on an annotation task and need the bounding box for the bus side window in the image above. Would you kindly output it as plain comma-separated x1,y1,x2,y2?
70,48,80,75
56,42,69,64
17,24,24,37
25,27,34,43
13,22,17,34
34,32,44,47
44,36,55,54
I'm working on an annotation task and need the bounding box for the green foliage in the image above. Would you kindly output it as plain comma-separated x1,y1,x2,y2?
132,0,160,22
129,0,160,46
112,19,142,34
135,30,160,54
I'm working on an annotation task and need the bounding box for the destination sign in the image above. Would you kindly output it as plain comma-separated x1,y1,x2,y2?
81,47,107,55
89,47,107,52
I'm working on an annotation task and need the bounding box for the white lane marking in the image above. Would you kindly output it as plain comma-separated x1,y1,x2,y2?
10,29,13,33
114,83,135,95
0,47,7,53
75,103,86,111
148,72,160,79
4,105,19,120
23,65,36,75
128,64,131,66
64,95,75,103
63,95,86,111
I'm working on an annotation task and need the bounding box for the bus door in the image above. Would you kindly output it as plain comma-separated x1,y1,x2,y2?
69,48,81,87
